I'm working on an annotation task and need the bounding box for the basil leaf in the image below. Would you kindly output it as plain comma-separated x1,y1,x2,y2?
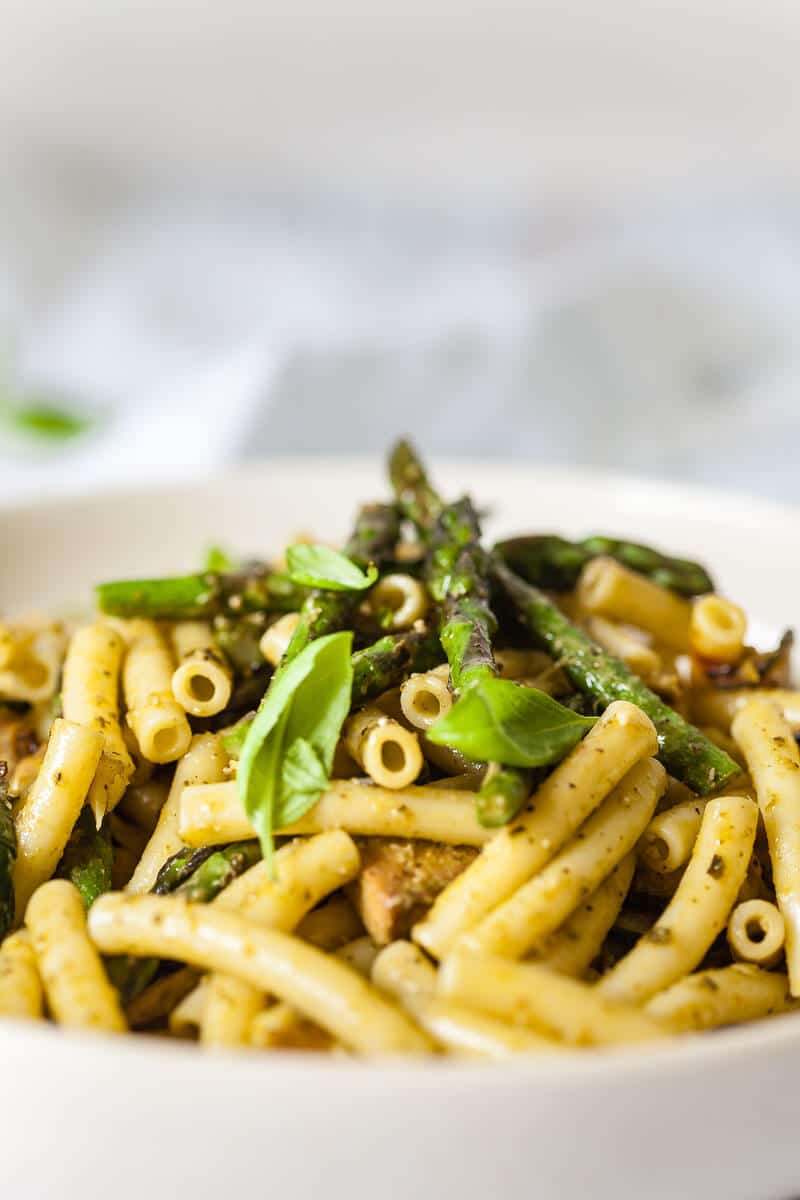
238,631,353,863
204,544,233,572
427,677,595,768
8,402,93,441
222,715,254,759
278,738,329,826
286,544,378,591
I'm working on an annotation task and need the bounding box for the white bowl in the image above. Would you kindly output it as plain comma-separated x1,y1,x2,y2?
2,460,799,1200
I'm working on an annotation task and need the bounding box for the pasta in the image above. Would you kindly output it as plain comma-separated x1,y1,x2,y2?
638,798,705,874
13,719,105,917
461,758,665,958
691,687,800,734
122,620,192,764
342,706,423,789
371,940,561,1056
534,854,636,977
0,931,43,1019
413,702,658,959
26,880,126,1032
61,623,135,823
577,557,691,650
731,698,800,995
88,894,432,1054
126,733,228,893
1,440,798,1058
689,596,747,664
438,951,666,1046
597,796,758,1005
366,574,429,630
400,666,453,730
644,964,799,1032
727,899,785,968
170,621,233,717
178,779,494,848
258,613,300,667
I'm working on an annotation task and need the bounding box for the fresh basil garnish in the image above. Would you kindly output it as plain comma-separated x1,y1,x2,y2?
286,544,378,592
204,544,234,572
237,631,353,863
8,402,93,441
426,677,595,768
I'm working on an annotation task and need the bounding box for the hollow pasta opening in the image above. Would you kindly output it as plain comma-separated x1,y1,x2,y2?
745,918,767,944
187,673,216,703
380,740,406,773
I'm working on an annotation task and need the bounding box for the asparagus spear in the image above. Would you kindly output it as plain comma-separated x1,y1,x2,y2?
495,534,714,597
390,441,528,824
57,808,113,909
175,841,261,901
351,627,442,706
474,764,535,828
109,839,262,1005
492,559,739,794
390,443,494,689
0,763,16,939
95,564,303,620
284,502,400,661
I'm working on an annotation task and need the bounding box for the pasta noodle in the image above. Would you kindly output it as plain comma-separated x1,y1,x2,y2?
438,951,666,1046
413,702,658,959
259,613,300,667
691,688,800,734
179,779,494,848
0,622,64,703
638,798,705,874
533,854,636,978
170,621,233,717
597,795,758,1005
372,940,561,1057
13,718,105,917
577,557,691,651
88,894,432,1054
584,616,662,678
61,623,135,823
462,758,665,958
26,881,126,1032
727,899,785,968
366,574,429,629
731,698,800,995
689,596,747,664
343,706,423,789
126,733,228,893
122,620,192,764
645,964,799,1032
400,666,453,730
199,832,361,1046
0,931,43,1019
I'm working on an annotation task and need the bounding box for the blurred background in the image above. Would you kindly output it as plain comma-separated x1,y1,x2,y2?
1,0,799,503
